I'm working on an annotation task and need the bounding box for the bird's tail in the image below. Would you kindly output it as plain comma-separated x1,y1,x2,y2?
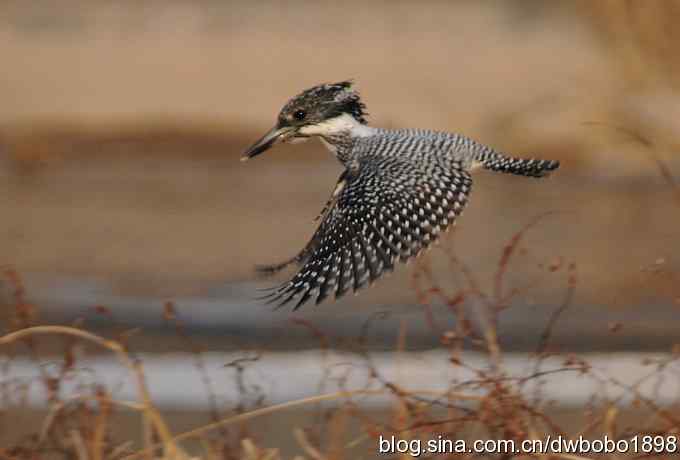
471,142,559,178
481,155,559,178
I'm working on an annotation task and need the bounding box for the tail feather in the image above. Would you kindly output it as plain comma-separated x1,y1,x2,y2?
464,136,559,178
481,155,560,178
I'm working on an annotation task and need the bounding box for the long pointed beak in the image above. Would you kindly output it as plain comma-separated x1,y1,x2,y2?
241,126,291,162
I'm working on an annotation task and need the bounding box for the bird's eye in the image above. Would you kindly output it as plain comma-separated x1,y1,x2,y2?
293,109,306,121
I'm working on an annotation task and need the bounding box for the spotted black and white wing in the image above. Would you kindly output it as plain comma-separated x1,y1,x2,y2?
255,171,350,277
262,156,472,310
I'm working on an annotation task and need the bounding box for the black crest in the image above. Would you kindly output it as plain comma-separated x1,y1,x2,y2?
278,80,368,127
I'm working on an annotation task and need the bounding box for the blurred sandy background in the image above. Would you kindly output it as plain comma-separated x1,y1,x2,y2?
1,0,680,349
3,1,680,455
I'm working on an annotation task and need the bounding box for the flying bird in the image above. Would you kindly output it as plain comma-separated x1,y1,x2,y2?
242,81,559,310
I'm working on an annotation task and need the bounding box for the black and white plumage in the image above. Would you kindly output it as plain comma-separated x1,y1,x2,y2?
242,81,559,310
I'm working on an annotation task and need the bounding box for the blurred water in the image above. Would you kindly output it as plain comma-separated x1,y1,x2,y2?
16,274,680,352
5,350,679,410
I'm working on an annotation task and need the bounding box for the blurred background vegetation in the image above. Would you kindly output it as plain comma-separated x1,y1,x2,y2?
1,1,680,457
2,0,679,341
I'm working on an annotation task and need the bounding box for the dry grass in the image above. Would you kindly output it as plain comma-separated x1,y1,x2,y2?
2,211,680,460
2,3,680,459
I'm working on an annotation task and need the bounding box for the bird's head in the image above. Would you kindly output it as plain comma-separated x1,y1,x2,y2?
242,80,368,161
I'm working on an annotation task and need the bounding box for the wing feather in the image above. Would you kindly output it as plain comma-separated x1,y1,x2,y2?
259,157,472,309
